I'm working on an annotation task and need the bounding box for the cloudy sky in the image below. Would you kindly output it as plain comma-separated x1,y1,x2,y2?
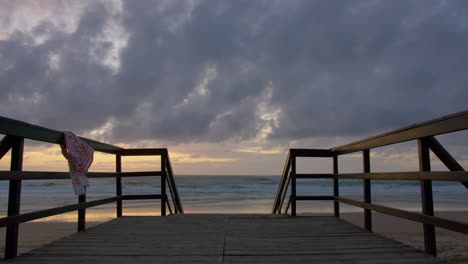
1,0,467,175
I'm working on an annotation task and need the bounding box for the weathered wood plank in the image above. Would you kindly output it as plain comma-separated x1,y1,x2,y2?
0,171,163,181
0,197,119,228
425,136,468,189
5,215,440,263
336,171,468,181
118,148,166,156
0,116,122,154
0,135,14,159
332,110,468,155
290,148,333,157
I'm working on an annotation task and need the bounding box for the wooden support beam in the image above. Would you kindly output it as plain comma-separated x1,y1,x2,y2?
333,155,340,218
165,164,178,214
284,196,291,215
78,194,86,232
279,176,291,214
116,155,122,217
272,151,291,214
166,154,183,213
161,154,166,216
5,136,24,259
425,136,467,189
418,138,437,256
291,156,296,216
363,149,372,232
0,135,14,159
166,198,173,214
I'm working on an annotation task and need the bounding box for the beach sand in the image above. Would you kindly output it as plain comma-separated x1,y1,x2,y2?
1,211,467,263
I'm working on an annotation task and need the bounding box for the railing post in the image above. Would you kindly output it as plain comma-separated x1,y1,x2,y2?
116,154,122,217
418,138,437,256
78,194,86,232
333,154,340,218
161,153,167,216
363,149,372,232
5,136,24,259
291,155,296,216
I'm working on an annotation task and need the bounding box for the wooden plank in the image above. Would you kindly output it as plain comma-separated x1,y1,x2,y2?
418,138,437,256
121,194,162,200
166,154,183,213
0,197,118,228
0,171,164,180
333,155,339,217
291,156,296,216
0,116,122,154
225,253,437,264
272,151,290,214
5,136,24,259
290,148,333,157
161,154,167,216
77,194,86,232
4,215,442,263
294,196,334,200
332,110,468,155
293,173,333,178
426,136,468,188
363,149,372,232
336,171,468,181
119,171,164,177
0,135,14,159
0,171,115,180
11,255,223,264
336,196,468,234
115,154,122,217
118,148,166,156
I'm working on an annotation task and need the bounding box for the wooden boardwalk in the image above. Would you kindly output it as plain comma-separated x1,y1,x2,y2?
5,214,440,264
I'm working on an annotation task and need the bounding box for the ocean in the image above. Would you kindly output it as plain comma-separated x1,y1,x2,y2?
1,175,467,222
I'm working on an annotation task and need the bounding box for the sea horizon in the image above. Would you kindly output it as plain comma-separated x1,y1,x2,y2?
1,175,467,222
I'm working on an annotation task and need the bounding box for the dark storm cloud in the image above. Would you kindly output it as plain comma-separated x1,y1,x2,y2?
1,0,467,144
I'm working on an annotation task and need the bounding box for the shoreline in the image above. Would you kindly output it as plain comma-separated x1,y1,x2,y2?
1,210,467,263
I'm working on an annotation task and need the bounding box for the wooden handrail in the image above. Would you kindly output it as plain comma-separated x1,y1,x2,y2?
0,116,122,154
0,116,184,259
273,110,468,256
118,148,167,156
336,197,468,234
332,110,468,155
0,197,119,228
0,171,166,180
165,152,184,213
272,151,291,214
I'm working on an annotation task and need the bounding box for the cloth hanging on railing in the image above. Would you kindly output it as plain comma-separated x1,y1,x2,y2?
60,131,94,195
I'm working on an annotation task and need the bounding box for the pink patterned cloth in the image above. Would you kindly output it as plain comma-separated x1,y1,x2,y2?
60,131,94,195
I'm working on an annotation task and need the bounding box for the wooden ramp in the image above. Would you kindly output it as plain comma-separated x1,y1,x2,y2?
5,214,440,264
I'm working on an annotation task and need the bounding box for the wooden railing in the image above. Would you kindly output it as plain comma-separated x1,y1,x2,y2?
272,110,468,256
0,116,183,259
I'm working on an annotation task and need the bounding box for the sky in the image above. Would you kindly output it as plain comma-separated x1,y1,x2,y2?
0,0,467,175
